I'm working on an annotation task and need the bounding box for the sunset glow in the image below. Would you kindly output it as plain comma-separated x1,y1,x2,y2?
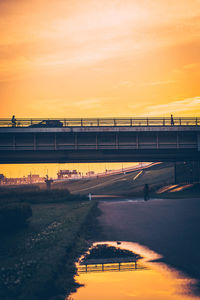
0,0,200,118
0,0,200,176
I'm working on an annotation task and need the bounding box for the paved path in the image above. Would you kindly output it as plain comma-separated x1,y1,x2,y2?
98,198,200,283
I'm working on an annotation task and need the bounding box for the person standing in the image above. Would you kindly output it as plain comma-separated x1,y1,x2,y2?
144,184,150,201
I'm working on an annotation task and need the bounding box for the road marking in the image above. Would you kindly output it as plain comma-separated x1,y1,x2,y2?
133,171,143,181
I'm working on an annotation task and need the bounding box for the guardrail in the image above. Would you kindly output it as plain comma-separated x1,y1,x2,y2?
0,117,199,127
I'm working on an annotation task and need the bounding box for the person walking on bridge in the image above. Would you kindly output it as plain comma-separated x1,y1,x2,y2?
11,115,16,127
171,114,174,126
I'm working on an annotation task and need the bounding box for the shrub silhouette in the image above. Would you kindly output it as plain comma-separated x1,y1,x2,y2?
0,203,32,233
84,244,141,260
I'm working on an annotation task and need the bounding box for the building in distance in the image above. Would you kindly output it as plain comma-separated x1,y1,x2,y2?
0,174,45,185
57,170,81,179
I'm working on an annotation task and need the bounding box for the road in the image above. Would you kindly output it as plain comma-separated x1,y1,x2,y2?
98,197,200,286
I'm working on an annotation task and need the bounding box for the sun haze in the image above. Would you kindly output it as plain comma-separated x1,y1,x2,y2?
0,0,200,118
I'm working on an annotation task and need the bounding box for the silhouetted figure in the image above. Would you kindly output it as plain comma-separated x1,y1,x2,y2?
45,175,53,190
171,114,174,126
11,115,16,127
144,184,150,201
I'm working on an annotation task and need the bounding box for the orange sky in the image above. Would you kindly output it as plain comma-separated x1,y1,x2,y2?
0,0,200,177
0,162,140,178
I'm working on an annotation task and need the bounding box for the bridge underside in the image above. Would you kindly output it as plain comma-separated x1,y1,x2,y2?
0,127,200,163
0,149,200,163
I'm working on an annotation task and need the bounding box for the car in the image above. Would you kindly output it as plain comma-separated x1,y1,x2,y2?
29,120,63,128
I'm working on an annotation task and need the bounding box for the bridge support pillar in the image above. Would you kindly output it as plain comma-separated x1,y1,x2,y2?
198,134,200,151
174,161,177,185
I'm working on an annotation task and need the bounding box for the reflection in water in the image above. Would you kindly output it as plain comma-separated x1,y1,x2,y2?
69,242,200,300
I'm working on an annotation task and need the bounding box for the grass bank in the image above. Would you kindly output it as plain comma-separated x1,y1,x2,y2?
0,189,87,205
0,199,97,300
52,163,174,197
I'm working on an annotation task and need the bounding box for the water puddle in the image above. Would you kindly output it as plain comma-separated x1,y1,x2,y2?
69,241,200,300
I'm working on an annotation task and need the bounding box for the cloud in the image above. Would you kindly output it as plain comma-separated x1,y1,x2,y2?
141,96,200,116
71,98,102,109
172,62,200,75
1,0,200,81
141,80,176,86
183,63,200,70
30,97,112,114
113,81,133,89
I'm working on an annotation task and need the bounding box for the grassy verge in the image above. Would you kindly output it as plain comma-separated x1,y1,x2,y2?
0,200,97,300
51,163,174,197
0,189,87,205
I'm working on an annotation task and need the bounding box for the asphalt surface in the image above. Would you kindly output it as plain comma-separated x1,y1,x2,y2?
98,197,200,289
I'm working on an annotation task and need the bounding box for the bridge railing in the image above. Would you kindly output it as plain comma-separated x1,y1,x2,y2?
0,117,199,127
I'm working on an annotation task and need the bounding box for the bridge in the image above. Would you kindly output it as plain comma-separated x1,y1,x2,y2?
0,117,200,163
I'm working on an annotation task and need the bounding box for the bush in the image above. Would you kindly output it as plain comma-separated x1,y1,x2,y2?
0,189,89,206
83,244,141,260
0,203,32,233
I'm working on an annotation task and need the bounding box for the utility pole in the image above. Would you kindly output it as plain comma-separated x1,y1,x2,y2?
198,161,200,182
